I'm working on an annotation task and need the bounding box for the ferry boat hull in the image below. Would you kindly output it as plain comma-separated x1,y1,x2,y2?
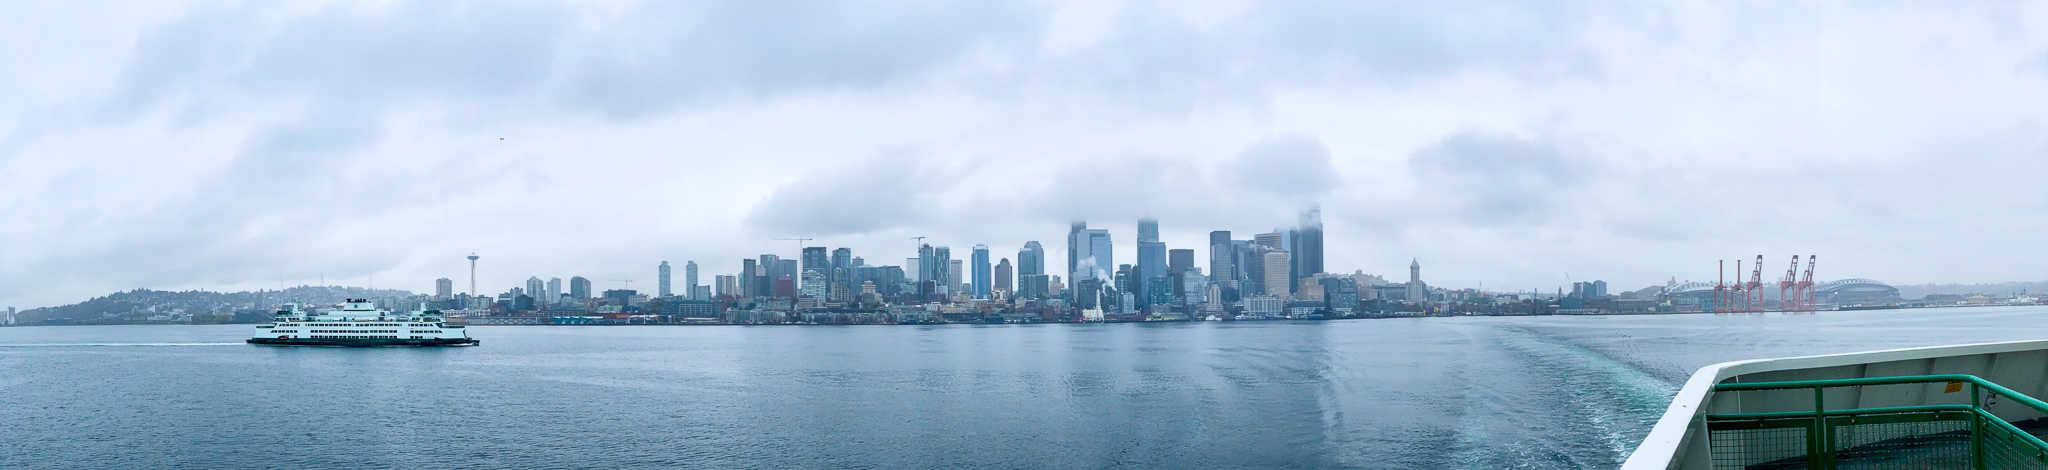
250,300,477,348
246,337,478,347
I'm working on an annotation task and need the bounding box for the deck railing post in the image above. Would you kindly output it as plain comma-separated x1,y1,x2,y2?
1972,382,1986,470
1814,385,1831,469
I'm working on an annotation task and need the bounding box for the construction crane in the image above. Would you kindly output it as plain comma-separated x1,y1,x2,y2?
1746,254,1765,312
1779,255,1800,311
775,237,815,256
611,279,633,290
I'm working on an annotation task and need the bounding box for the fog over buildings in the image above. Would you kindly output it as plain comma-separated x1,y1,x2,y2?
4,2,2048,309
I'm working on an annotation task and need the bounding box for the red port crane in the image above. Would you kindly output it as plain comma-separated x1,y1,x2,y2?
1745,254,1765,312
1797,255,1818,310
1779,256,1800,311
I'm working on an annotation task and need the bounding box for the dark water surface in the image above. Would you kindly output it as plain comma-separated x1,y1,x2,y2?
4,306,2046,469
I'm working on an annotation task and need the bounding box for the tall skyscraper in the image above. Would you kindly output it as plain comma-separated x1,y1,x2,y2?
801,246,828,293
1067,221,1087,284
1168,248,1194,298
1086,229,1112,281
434,278,453,299
1136,239,1165,309
570,276,592,300
658,261,673,297
526,277,545,306
971,244,992,299
1263,251,1291,299
1254,232,1283,250
948,259,964,294
1291,207,1324,296
1138,217,1159,243
758,254,781,296
1208,230,1233,285
715,275,737,297
712,275,737,297
831,248,852,270
740,259,758,297
994,258,1013,295
830,248,852,299
684,261,699,300
546,277,561,306
1407,259,1426,300
1019,241,1044,278
929,246,953,298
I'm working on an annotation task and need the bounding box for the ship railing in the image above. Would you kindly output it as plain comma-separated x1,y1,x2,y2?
1706,374,2048,469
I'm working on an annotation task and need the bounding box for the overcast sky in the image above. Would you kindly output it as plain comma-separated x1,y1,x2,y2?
4,1,2047,309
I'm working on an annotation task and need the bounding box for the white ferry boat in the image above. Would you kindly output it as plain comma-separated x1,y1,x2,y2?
248,299,479,347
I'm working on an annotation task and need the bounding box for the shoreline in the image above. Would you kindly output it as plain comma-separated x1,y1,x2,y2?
8,303,2041,328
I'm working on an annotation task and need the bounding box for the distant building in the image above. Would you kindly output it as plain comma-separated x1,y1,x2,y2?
1067,222,1113,285
546,277,562,306
1179,269,1208,305
1019,241,1045,278
1067,222,1087,284
972,244,992,299
526,277,545,304
1020,273,1049,299
994,258,1013,295
1168,248,1194,297
1263,251,1291,299
570,276,592,300
773,276,796,298
715,275,737,297
1137,239,1165,307
802,247,829,293
1244,295,1283,316
1254,232,1283,250
1321,276,1358,313
685,261,700,300
800,270,826,298
602,289,637,308
1407,259,1427,301
831,248,852,269
658,261,673,297
1290,208,1324,297
1208,231,1234,286
741,258,759,297
434,278,453,299
948,259,964,295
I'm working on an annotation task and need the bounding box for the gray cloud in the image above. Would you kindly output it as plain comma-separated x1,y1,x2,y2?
743,150,975,237
1406,129,1586,224
7,1,2048,308
1223,135,1340,197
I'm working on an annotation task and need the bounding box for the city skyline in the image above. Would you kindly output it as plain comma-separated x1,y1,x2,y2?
8,2,2048,309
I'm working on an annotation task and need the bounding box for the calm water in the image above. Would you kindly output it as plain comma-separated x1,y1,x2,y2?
4,306,2046,469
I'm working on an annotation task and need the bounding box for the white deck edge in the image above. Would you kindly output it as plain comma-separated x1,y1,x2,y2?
1620,338,2048,469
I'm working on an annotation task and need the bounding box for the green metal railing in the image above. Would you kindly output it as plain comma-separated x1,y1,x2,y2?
1706,374,2048,469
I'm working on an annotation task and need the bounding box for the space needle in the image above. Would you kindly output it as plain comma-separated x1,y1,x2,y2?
467,251,480,304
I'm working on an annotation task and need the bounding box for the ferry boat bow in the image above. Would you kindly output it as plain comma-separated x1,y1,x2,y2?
1627,339,2048,469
